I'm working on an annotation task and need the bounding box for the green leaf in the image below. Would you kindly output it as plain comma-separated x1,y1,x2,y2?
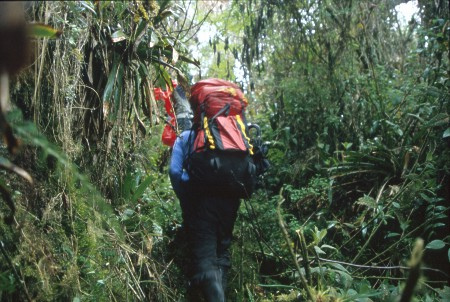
386,232,400,238
148,31,160,48
319,229,327,240
134,20,148,40
321,244,336,250
427,86,441,97
123,209,134,217
29,23,62,39
314,246,326,255
326,262,349,273
153,9,174,26
110,62,124,121
424,113,447,128
102,57,120,118
327,220,337,229
357,195,377,209
80,1,97,15
425,239,445,250
343,223,355,229
448,248,450,262
443,128,450,138
158,65,173,90
121,171,134,200
437,286,450,301
111,30,127,43
342,142,353,150
98,1,111,11
178,54,200,67
134,72,142,111
130,175,154,203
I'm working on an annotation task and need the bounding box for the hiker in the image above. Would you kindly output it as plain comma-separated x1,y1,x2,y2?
169,79,256,301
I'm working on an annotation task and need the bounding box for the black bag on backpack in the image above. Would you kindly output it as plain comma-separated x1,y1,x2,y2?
186,148,256,198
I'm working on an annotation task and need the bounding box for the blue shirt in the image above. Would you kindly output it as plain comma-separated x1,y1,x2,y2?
169,130,194,201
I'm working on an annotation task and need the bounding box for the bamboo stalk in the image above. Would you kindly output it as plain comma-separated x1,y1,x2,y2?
33,1,49,123
400,239,424,302
297,229,312,284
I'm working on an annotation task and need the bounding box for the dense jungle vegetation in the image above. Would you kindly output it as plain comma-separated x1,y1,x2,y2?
0,0,449,301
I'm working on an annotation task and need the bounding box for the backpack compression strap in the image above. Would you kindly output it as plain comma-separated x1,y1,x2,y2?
202,103,231,151
235,114,254,155
203,116,216,150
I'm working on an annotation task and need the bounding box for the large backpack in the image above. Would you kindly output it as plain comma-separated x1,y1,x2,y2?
184,78,256,199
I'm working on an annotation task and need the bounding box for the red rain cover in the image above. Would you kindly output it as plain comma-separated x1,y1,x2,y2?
190,78,248,122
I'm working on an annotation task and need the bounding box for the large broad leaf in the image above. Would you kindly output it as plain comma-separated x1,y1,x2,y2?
132,20,148,52
28,23,62,39
121,170,134,200
134,20,148,39
138,63,156,121
443,127,450,138
102,57,120,119
425,240,445,250
132,73,146,134
131,175,154,203
158,65,173,91
111,62,124,121
178,54,200,67
325,262,349,273
314,246,326,255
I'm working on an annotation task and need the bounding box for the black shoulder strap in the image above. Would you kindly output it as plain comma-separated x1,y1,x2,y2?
211,103,231,120
183,127,195,169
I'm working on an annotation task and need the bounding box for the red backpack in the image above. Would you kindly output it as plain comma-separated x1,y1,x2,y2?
185,78,256,198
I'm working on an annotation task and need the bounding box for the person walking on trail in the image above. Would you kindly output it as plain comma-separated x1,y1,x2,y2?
169,79,258,301
170,131,240,301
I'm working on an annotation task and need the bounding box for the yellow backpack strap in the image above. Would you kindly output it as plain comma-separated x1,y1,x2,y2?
236,115,254,155
203,116,216,150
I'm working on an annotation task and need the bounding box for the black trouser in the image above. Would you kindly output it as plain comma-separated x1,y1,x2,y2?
180,194,240,302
